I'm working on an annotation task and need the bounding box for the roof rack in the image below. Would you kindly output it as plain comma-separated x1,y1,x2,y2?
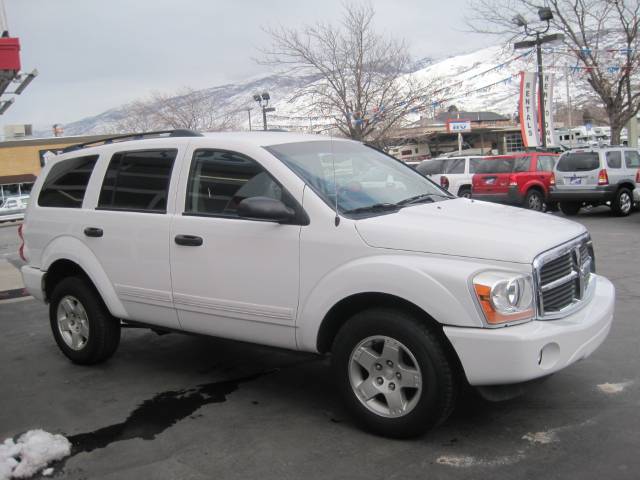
62,129,203,153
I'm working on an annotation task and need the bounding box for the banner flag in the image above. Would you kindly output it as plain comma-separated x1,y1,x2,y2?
519,72,540,148
540,73,557,147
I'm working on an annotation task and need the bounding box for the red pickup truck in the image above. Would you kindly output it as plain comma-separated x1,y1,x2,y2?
471,152,558,211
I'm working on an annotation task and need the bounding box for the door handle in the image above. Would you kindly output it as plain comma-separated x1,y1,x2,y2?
174,234,203,246
84,227,103,238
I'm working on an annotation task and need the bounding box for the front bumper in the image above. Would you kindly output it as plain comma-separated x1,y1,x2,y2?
443,275,614,386
548,185,616,203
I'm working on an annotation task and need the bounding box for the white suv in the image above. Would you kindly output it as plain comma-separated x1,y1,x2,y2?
416,156,480,197
20,131,615,438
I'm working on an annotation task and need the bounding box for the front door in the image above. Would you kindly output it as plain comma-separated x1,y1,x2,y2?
169,148,302,350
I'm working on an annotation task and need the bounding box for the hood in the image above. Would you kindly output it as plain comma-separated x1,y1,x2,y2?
354,198,586,264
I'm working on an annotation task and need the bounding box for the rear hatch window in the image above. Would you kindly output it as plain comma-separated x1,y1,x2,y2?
557,152,600,172
471,158,514,174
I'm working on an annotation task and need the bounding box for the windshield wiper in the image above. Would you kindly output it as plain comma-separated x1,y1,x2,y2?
395,193,442,206
343,203,399,214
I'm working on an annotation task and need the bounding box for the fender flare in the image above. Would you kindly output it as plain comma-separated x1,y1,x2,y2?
41,236,128,318
296,254,483,352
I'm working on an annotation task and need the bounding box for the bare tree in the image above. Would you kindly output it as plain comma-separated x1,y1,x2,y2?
467,0,640,144
116,88,239,133
260,3,438,143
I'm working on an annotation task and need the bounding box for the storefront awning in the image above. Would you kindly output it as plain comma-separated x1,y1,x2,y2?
0,174,37,185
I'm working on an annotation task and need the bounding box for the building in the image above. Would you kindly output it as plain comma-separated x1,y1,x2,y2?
0,134,109,202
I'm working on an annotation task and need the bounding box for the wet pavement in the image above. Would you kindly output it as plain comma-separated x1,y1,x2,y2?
1,208,639,479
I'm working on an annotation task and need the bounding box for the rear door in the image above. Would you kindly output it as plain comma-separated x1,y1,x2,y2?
604,149,625,185
83,146,182,330
555,151,601,188
535,154,557,194
471,156,514,196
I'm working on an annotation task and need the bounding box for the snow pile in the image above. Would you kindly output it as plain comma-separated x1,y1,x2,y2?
597,381,634,394
0,430,71,480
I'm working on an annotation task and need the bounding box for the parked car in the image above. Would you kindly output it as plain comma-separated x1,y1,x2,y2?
0,195,29,222
20,131,614,438
471,152,558,211
549,147,640,216
417,156,482,198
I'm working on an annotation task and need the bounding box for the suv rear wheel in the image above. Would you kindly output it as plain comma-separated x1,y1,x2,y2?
50,277,121,365
524,189,544,211
612,187,633,217
560,202,581,216
458,186,471,198
332,308,458,438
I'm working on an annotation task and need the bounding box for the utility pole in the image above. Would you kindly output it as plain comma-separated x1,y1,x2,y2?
625,46,638,147
565,65,573,148
247,108,252,131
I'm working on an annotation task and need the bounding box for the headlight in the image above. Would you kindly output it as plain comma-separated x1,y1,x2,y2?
472,271,535,325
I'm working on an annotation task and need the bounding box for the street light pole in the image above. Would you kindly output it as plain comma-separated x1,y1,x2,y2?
253,92,275,131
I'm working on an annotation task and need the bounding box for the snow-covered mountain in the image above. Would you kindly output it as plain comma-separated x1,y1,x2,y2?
55,45,587,137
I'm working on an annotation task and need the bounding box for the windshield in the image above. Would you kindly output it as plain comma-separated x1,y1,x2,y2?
470,157,515,174
557,152,600,172
265,141,451,216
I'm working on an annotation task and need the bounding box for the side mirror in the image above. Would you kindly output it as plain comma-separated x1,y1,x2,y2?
237,196,296,223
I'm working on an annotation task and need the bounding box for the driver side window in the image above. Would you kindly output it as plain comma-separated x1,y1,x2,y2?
185,149,292,217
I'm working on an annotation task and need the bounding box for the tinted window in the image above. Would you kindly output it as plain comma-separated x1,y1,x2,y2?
98,149,176,213
557,152,600,172
625,150,640,168
38,155,98,208
470,158,515,174
416,159,447,175
606,151,622,168
513,156,531,172
185,149,289,217
445,158,465,174
536,156,556,172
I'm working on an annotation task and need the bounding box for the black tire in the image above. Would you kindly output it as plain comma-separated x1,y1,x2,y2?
611,187,633,217
458,187,472,199
49,276,120,365
559,202,581,216
332,308,459,438
524,189,544,211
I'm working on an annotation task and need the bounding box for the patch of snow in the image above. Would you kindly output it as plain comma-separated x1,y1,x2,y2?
41,468,54,477
0,430,71,480
522,431,559,444
436,453,525,468
597,381,633,394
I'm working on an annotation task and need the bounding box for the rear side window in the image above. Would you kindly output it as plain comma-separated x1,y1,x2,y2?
606,151,622,168
557,152,600,172
471,158,515,174
625,150,640,168
38,155,98,208
98,149,177,213
536,156,556,172
416,159,447,175
445,158,465,174
513,156,531,172
185,149,291,217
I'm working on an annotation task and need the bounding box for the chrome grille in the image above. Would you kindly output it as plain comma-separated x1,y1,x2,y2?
534,235,595,319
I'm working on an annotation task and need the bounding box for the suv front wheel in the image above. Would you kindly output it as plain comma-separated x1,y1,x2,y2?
612,187,633,217
49,277,121,365
332,308,458,438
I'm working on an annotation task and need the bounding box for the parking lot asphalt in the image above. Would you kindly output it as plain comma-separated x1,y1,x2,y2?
1,208,639,480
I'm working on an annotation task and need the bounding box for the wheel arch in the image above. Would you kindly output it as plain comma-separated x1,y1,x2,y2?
41,236,127,318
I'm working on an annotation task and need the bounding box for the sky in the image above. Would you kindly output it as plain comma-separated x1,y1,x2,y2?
1,0,493,129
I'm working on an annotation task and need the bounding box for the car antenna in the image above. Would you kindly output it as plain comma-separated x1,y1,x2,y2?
331,133,340,226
